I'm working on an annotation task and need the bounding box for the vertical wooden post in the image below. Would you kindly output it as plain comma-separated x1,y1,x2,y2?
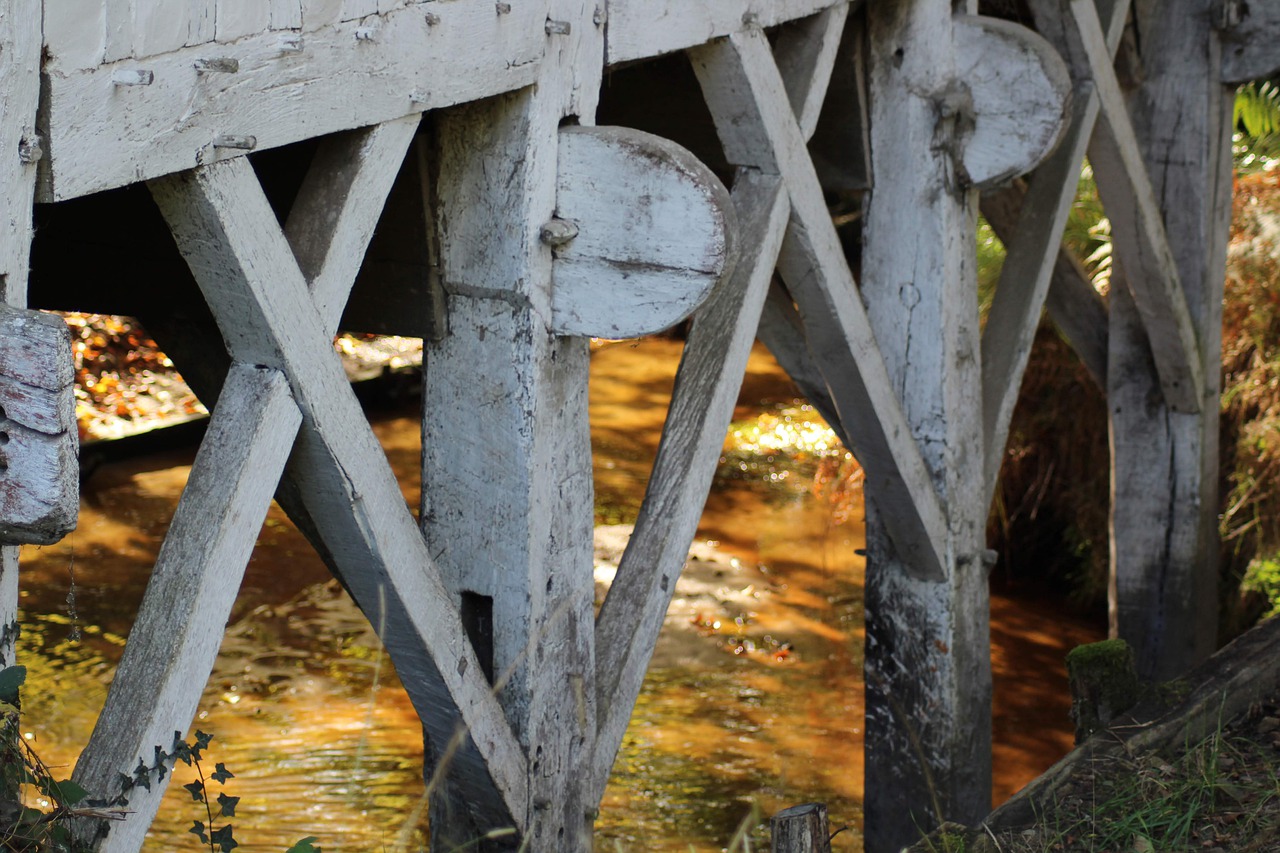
423,2,603,850
0,0,44,666
862,2,990,850
1106,0,1231,679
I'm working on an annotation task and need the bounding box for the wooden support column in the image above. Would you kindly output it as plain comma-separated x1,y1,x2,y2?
423,3,603,849
0,0,48,666
862,2,990,849
1101,0,1232,678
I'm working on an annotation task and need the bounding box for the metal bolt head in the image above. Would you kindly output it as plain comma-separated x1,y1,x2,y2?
540,218,579,248
545,19,571,35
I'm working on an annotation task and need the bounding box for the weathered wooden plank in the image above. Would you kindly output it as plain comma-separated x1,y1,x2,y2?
215,0,271,42
0,307,77,545
592,172,789,802
301,0,345,32
104,0,135,61
1102,0,1232,679
860,1,990,847
772,6,849,141
690,27,949,581
980,88,1100,503
0,0,45,665
605,0,848,65
424,4,606,844
1220,0,1280,83
71,365,300,852
150,157,530,833
39,2,545,201
981,0,1128,501
270,0,304,30
284,116,419,323
133,0,190,58
342,0,379,21
953,15,1072,189
187,0,215,45
43,3,107,71
551,126,733,338
980,184,1109,390
1073,0,1204,413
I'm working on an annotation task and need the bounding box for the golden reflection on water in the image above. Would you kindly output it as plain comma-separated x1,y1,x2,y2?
15,338,1099,852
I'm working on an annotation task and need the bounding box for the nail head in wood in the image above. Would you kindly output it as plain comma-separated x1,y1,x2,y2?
112,69,154,87
495,2,511,14
194,58,240,74
546,19,571,35
212,135,257,150
18,134,43,165
425,12,441,26
742,11,760,26
540,218,579,248
593,6,606,26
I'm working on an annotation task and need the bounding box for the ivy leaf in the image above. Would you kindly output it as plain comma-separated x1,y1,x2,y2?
217,792,239,817
183,780,205,803
210,824,239,851
194,730,214,750
189,821,209,845
210,763,235,784
171,734,193,766
0,666,26,704
132,759,151,792
52,778,90,805
285,838,321,853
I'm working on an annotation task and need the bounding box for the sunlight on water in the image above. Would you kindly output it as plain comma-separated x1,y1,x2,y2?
11,337,1098,852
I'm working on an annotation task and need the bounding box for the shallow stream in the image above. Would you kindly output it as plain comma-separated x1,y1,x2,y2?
16,338,1102,851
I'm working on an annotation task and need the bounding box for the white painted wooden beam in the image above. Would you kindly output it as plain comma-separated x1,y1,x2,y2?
71,364,301,852
425,3,607,845
39,2,545,201
690,27,950,581
0,0,53,664
605,0,851,65
1072,0,1205,413
149,156,530,833
860,1,990,845
592,171,788,803
551,127,733,338
283,116,420,323
772,5,850,141
980,183,1110,389
1220,0,1280,83
1104,0,1233,680
980,0,1128,506
0,308,78,545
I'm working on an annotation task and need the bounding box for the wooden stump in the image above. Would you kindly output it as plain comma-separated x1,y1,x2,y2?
771,803,832,853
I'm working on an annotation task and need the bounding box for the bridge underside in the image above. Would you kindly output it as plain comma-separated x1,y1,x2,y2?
1,0,1277,851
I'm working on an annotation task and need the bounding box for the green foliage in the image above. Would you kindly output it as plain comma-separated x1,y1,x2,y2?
175,731,319,853
1234,81,1280,173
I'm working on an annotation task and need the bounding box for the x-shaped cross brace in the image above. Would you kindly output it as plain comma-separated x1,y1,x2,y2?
70,117,527,851
592,4,956,800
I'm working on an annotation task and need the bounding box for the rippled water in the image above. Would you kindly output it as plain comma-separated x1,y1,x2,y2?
15,339,1101,851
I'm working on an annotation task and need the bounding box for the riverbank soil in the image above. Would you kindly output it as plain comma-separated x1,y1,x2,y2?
907,616,1280,852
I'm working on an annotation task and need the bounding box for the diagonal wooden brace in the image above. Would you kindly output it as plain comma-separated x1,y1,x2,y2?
691,24,950,581
148,156,530,831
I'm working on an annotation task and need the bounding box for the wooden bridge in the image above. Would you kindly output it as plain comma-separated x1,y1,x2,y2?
0,0,1276,850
